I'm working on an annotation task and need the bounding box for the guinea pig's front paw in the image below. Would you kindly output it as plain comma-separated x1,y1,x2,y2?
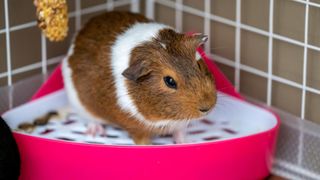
173,129,187,144
85,122,106,137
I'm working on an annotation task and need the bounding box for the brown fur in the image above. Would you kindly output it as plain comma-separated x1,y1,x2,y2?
68,11,216,144
127,28,216,122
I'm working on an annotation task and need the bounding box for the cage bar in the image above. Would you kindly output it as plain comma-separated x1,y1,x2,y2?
234,0,241,91
106,0,114,11
175,0,183,32
4,0,12,86
267,0,274,106
294,0,320,8
146,0,155,19
0,56,64,79
301,1,310,120
130,0,140,13
75,0,82,31
297,0,310,167
0,21,37,34
41,34,47,76
274,159,320,179
204,0,211,53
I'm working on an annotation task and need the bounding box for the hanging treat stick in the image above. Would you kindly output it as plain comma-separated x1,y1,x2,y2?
34,0,68,42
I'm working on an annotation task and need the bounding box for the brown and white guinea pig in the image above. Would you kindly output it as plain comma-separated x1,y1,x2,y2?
62,11,217,145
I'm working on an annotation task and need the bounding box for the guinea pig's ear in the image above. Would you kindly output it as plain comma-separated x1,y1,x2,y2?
197,58,211,76
192,33,208,46
122,60,151,82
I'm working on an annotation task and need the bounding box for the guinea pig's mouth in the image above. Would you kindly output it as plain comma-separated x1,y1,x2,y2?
199,108,211,114
198,104,216,116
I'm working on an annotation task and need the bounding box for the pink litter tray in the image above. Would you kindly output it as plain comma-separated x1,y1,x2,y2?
2,49,279,180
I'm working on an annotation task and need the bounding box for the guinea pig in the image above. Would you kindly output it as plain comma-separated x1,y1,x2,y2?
62,11,217,145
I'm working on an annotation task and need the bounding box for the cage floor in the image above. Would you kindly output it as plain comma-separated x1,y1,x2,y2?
3,90,277,146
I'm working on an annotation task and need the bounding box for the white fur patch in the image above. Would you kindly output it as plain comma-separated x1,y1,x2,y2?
111,22,190,132
196,51,202,61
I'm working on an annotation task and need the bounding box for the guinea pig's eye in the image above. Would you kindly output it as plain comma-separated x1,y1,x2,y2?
163,76,177,89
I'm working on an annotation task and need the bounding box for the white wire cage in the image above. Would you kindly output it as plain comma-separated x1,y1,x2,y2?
1,0,320,179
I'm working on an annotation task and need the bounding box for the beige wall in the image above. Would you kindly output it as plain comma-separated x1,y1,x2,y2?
1,0,320,124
